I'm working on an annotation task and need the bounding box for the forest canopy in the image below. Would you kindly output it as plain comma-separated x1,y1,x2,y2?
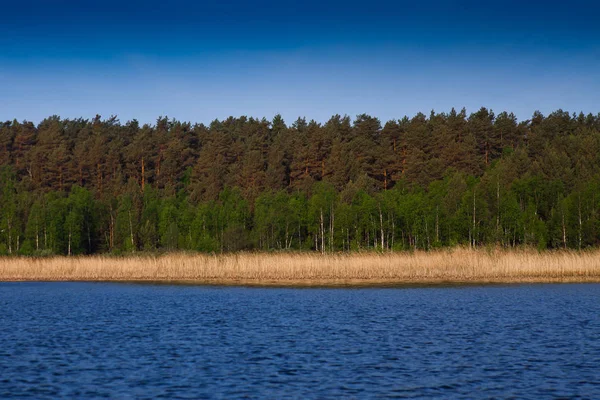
1,108,599,255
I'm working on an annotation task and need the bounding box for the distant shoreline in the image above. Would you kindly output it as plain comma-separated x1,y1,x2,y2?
4,278,600,287
3,249,600,286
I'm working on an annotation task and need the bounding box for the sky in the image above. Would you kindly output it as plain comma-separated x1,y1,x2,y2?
1,0,599,125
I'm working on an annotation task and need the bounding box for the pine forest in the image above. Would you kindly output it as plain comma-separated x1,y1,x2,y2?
1,108,599,255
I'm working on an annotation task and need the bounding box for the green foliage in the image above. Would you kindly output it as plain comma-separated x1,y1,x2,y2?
0,166,18,254
1,110,600,254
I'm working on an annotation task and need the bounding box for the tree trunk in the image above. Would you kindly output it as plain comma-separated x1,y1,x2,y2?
379,205,384,250
578,194,582,250
87,222,92,254
425,219,430,250
391,219,395,250
496,177,500,243
330,204,334,252
383,169,387,190
109,211,115,251
68,227,72,256
35,219,39,251
562,210,567,250
7,217,12,255
320,208,325,254
435,206,439,244
128,210,135,252
472,189,476,248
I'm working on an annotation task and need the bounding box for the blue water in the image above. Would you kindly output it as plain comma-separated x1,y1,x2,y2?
1,283,599,398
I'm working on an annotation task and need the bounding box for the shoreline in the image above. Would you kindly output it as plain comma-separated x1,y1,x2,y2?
3,249,600,286
3,277,600,287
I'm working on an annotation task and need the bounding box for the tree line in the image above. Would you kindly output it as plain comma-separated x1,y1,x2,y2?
1,108,600,255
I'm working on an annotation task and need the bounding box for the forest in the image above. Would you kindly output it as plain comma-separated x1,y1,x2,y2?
1,108,599,255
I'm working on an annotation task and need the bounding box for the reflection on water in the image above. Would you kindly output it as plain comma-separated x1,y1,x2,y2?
1,282,599,398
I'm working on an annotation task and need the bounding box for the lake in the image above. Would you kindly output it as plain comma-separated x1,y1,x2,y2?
1,282,599,398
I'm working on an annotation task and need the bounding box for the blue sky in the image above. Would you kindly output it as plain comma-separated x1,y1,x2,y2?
1,0,599,125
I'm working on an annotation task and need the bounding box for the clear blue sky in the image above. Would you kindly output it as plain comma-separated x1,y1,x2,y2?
1,0,599,125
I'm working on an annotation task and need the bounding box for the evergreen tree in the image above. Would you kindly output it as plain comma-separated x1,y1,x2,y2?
2,109,600,253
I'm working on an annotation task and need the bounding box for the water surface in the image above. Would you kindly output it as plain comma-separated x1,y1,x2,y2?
1,283,599,398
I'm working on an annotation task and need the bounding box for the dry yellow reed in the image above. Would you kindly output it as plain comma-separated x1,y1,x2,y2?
1,248,600,285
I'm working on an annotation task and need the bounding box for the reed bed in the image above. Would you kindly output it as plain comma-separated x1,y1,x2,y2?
2,249,600,285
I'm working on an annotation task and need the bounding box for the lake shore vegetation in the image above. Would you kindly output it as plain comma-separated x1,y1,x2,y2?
1,109,600,256
2,249,600,285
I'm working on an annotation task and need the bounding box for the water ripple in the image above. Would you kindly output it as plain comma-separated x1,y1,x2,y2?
1,283,600,398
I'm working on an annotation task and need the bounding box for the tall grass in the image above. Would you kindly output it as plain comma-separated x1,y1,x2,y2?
2,248,600,285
